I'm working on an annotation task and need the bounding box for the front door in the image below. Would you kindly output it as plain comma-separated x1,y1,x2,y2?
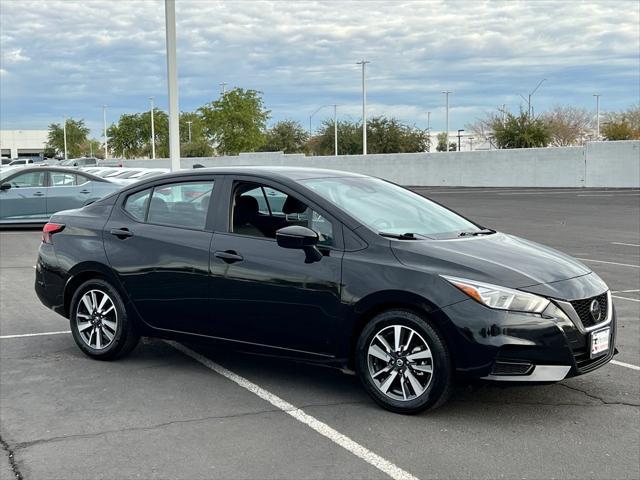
103,177,216,332
208,179,343,356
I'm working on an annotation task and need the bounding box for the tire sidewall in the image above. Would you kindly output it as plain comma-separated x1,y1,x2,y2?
355,310,452,414
69,279,128,359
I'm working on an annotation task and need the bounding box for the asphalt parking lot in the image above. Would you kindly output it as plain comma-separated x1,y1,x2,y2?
1,187,638,480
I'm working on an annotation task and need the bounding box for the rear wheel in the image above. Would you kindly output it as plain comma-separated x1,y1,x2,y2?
355,309,453,414
69,278,139,360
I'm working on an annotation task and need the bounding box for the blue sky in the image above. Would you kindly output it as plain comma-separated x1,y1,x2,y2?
1,0,638,138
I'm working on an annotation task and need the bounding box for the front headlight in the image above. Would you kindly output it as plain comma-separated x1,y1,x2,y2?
442,275,550,313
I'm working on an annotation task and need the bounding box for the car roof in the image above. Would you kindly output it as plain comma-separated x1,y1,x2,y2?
1,166,106,182
170,166,367,181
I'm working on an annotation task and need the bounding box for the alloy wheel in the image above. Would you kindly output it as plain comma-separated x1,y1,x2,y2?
367,324,434,401
76,289,118,350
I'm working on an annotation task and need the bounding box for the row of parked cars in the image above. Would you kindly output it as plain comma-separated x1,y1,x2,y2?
0,161,169,225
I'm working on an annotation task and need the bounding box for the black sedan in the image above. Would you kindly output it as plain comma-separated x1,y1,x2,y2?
35,167,616,413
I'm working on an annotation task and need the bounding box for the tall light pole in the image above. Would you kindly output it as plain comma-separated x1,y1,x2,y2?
526,78,546,116
63,117,68,160
442,91,452,152
149,97,156,159
220,82,227,95
102,105,108,159
164,0,180,171
356,59,370,155
501,103,506,125
427,111,431,151
333,104,338,156
593,93,601,140
186,120,193,143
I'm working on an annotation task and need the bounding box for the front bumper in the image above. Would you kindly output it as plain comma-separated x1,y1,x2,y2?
439,290,617,382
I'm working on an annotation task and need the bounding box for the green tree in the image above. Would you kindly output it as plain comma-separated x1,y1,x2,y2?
492,110,550,148
107,110,169,159
81,138,104,158
602,105,640,140
435,132,456,152
46,118,90,158
261,120,309,153
309,116,430,156
198,88,270,155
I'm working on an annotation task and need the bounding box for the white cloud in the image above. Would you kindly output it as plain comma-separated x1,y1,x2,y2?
0,0,638,135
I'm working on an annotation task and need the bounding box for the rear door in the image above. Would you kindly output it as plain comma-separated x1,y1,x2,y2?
46,171,93,214
103,176,217,333
0,170,47,222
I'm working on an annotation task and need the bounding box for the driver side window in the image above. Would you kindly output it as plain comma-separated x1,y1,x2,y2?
231,182,333,246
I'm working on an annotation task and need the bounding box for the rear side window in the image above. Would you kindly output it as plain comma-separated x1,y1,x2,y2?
50,172,77,186
8,171,45,187
124,189,151,221
147,181,214,230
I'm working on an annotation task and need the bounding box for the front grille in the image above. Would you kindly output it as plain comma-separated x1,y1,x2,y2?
570,292,608,328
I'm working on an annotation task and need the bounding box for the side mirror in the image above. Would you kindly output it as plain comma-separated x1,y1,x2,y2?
0,183,11,191
276,225,322,263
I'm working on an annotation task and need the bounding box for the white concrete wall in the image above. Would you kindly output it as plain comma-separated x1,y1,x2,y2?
123,141,640,188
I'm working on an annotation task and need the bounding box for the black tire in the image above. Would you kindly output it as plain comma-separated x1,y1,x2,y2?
69,278,139,360
355,309,454,414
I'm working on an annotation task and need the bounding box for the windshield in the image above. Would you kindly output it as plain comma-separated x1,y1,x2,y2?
301,176,482,238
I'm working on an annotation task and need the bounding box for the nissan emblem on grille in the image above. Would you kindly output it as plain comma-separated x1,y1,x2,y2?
590,299,602,322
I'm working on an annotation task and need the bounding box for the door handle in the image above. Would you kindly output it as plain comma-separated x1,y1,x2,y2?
80,189,90,194
110,228,133,239
33,192,44,197
214,250,244,264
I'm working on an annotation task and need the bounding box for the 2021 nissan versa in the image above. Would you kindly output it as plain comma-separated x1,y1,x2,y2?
35,167,617,413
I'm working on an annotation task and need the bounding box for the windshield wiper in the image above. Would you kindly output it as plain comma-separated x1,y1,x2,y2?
458,228,496,237
379,232,424,240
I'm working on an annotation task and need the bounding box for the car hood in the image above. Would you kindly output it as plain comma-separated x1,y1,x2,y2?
391,232,591,289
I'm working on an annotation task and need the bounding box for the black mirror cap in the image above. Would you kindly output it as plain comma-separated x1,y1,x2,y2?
0,183,11,191
276,225,319,249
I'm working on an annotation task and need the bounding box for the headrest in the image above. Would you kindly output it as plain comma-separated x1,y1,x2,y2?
149,197,168,214
282,195,307,214
234,195,259,225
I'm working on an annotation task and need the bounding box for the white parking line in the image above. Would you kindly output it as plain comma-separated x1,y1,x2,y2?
612,295,640,303
167,341,418,480
611,242,640,248
576,258,640,268
612,289,640,293
0,330,70,339
611,360,640,371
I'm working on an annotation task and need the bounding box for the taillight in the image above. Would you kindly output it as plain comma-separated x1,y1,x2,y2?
42,223,65,244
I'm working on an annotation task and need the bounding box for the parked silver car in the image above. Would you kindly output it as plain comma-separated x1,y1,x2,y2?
0,167,122,224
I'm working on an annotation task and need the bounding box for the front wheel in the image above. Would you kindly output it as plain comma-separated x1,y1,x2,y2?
355,310,454,414
69,278,139,360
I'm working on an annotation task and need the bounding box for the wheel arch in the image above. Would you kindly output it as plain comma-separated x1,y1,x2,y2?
63,262,126,318
347,290,453,369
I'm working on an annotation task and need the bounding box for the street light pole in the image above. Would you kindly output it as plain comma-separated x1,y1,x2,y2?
102,105,108,159
356,59,370,155
149,97,156,159
442,91,452,152
164,0,180,172
63,117,68,160
427,111,431,150
527,78,546,116
220,82,227,95
333,104,338,156
187,121,193,143
593,93,601,140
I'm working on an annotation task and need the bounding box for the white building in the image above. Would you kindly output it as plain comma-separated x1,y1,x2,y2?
0,130,49,159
